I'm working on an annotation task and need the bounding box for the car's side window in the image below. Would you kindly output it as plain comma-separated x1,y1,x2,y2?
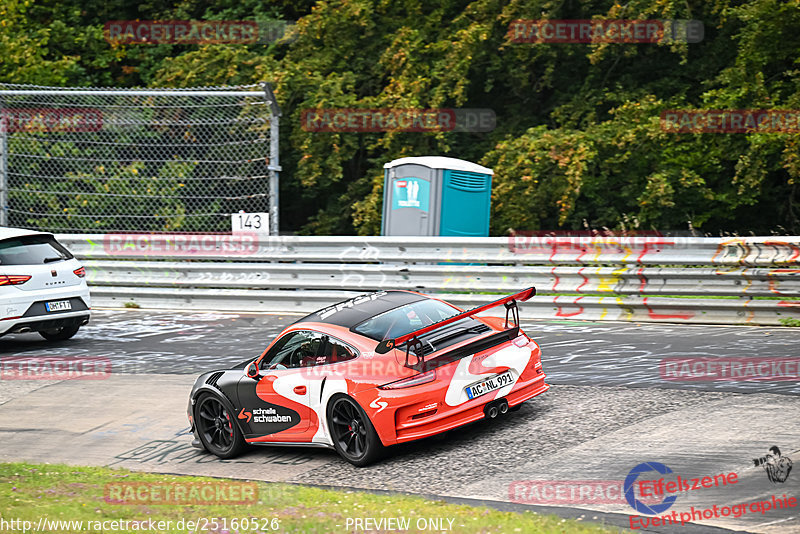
321,336,358,366
261,330,324,370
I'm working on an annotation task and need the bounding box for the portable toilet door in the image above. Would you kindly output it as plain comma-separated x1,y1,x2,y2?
440,168,493,236
382,156,493,236
382,160,440,235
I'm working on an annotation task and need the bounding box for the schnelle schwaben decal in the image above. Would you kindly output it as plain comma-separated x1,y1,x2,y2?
625,458,797,529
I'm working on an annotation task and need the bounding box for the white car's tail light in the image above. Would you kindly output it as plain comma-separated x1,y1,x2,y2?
0,275,32,286
378,370,436,389
73,267,86,278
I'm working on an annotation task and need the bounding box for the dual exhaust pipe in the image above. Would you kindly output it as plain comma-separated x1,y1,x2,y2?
483,398,509,419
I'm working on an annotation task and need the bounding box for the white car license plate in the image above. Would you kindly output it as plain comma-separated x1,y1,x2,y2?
465,371,514,400
45,300,72,312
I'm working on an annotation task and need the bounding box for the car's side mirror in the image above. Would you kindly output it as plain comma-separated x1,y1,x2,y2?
246,361,260,380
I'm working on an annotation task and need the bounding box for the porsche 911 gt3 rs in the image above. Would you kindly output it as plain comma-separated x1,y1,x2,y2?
187,287,548,466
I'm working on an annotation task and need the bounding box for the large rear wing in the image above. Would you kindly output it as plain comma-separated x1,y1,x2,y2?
374,287,536,356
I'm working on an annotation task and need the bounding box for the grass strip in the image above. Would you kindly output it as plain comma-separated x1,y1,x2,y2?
1,462,618,533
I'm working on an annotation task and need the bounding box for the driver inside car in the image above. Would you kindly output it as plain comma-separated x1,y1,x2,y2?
294,341,318,367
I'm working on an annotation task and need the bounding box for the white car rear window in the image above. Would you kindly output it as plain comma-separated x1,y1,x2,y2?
0,235,73,266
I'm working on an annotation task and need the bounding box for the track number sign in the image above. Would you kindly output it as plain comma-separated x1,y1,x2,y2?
232,212,269,234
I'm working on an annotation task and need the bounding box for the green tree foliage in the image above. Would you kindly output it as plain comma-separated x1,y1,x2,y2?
2,0,798,234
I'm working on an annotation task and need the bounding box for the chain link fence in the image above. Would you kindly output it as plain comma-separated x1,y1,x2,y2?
0,83,280,234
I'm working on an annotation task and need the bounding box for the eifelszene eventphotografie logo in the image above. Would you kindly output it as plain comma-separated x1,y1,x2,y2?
624,462,678,515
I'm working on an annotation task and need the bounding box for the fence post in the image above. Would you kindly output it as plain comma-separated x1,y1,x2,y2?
263,82,281,236
0,97,7,227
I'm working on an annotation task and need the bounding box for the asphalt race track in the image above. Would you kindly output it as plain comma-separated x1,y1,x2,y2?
1,309,799,534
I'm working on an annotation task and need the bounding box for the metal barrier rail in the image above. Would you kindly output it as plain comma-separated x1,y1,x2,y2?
84,286,797,325
59,234,800,265
56,234,800,325
83,261,800,297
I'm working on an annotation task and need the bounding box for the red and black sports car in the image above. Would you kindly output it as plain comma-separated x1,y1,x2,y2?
187,287,548,466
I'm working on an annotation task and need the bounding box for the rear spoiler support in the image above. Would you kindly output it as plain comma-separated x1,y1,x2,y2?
375,287,536,359
404,338,425,368
504,299,520,329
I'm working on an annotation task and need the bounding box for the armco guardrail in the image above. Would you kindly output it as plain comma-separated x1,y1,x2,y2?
57,234,800,325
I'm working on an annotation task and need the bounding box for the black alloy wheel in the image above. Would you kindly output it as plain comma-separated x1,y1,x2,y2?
327,396,384,466
195,393,245,458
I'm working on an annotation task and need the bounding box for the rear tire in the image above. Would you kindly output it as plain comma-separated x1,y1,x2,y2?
39,324,80,341
327,395,384,467
194,393,246,459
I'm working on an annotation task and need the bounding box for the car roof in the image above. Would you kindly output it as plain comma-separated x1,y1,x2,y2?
295,290,428,329
0,227,51,241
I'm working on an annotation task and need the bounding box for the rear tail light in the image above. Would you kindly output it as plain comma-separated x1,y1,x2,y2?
73,267,86,278
0,275,32,286
513,335,530,347
378,370,436,389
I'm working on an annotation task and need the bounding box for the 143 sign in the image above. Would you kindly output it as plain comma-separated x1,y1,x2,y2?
231,212,269,234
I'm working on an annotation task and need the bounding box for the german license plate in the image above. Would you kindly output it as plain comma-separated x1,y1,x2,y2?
465,371,514,400
45,300,72,312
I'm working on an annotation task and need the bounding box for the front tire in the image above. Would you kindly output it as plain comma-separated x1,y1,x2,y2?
327,395,384,467
39,324,80,341
194,393,246,459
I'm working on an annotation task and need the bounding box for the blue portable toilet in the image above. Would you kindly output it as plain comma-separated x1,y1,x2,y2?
382,156,493,236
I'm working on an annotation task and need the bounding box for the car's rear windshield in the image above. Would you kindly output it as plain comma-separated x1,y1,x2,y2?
353,298,478,341
0,235,73,266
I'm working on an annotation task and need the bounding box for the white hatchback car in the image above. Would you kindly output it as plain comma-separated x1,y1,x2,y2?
0,227,91,340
